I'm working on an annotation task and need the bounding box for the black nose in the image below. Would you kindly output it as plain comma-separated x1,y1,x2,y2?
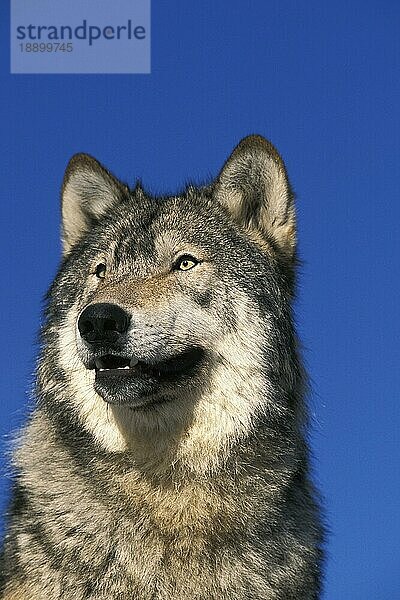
78,303,130,345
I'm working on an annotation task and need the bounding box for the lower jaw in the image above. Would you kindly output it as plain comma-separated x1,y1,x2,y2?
94,374,160,408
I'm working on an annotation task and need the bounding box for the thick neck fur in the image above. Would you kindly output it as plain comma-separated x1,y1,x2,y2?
17,396,299,543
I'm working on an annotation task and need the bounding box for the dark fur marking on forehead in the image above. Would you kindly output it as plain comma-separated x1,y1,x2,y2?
109,195,160,267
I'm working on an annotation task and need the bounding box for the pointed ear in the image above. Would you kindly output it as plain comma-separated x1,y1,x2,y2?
61,154,128,255
214,135,296,258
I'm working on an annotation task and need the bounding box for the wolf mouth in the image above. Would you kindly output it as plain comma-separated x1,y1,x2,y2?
93,354,140,375
87,347,206,406
90,347,206,380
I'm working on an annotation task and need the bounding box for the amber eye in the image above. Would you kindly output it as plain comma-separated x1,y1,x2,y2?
95,263,106,279
174,255,199,271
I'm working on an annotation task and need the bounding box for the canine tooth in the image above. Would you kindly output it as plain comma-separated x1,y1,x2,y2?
95,358,104,370
130,356,139,367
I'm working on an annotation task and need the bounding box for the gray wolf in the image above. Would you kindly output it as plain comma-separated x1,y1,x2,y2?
0,135,324,599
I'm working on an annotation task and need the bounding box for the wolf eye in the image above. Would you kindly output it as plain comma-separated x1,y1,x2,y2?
94,263,107,279
174,255,199,271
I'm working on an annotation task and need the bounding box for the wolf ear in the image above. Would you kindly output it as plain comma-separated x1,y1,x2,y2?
61,154,128,255
214,135,296,258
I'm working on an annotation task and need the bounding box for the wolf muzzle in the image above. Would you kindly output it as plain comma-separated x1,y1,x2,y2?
77,302,206,408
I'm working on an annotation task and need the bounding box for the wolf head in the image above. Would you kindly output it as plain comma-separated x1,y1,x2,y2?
39,136,302,471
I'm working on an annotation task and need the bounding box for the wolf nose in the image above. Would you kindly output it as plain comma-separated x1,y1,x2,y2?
78,303,130,344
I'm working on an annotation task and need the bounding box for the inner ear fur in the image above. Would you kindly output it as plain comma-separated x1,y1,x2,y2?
61,153,128,255
214,135,296,258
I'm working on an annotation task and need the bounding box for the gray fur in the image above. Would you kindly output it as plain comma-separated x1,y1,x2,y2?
0,135,324,599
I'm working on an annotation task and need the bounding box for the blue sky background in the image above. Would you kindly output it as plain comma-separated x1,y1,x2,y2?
1,1,399,597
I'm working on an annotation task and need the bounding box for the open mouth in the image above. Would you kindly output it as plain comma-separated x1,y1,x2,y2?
88,347,206,407
94,354,140,375
89,347,206,381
